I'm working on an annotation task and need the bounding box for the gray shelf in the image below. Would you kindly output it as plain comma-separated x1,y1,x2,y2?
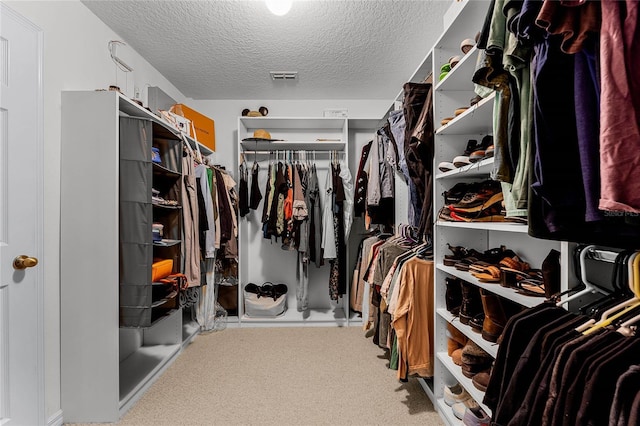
435,93,495,136
436,157,494,180
437,308,498,358
436,398,462,426
117,92,214,156
436,220,529,234
119,343,181,412
61,91,198,423
436,352,492,416
240,139,345,152
436,264,546,308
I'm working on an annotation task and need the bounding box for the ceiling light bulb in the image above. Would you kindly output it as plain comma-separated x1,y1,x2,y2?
265,0,292,16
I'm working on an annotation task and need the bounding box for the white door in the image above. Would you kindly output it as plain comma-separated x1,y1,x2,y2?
0,3,45,425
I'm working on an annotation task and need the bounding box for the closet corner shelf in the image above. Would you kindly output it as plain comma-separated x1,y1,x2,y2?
152,163,181,176
151,296,177,309
436,157,494,180
437,308,498,358
436,398,462,426
119,343,181,412
239,116,347,130
436,220,529,233
182,320,199,348
116,92,214,156
437,352,492,416
435,93,495,136
436,264,544,308
152,203,182,210
153,239,181,247
434,46,478,93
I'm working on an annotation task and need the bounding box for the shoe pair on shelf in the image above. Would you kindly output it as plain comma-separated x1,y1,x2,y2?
444,382,490,425
438,136,494,172
499,249,561,299
439,179,505,223
444,244,515,272
446,276,522,343
446,242,551,298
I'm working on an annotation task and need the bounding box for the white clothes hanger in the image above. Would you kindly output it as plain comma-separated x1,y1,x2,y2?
556,245,608,307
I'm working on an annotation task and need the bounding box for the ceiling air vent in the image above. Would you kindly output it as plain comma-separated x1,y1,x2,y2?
270,71,298,80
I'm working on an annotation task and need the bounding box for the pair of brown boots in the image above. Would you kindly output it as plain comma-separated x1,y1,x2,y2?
447,323,492,390
456,280,518,343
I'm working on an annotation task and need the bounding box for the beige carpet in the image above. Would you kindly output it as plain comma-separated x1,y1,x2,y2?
77,326,444,426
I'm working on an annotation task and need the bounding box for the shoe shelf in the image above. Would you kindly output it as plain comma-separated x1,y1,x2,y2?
436,398,463,426
436,157,494,180
435,45,478,93
435,93,495,136
437,308,498,358
436,220,529,234
119,342,181,413
436,264,546,308
437,352,492,416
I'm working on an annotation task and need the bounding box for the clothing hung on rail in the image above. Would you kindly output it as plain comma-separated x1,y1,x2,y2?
471,0,640,247
352,79,435,238
242,151,353,308
485,303,640,426
352,226,434,381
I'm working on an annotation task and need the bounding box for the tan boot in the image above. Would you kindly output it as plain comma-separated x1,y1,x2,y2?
480,289,507,343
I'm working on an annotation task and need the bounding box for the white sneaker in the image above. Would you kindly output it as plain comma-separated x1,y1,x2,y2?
444,383,471,406
453,155,471,168
438,161,456,173
452,398,479,419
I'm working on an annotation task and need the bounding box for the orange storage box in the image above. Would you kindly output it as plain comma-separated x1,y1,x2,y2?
172,104,215,151
152,259,173,282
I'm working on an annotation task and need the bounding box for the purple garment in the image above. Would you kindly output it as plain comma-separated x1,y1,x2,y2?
599,0,640,213
531,33,586,233
574,46,603,222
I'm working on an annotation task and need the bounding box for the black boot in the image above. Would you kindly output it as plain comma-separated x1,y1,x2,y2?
460,281,483,325
445,277,463,315
542,249,561,300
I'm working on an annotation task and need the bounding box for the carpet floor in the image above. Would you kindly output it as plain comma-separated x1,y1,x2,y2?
73,326,444,426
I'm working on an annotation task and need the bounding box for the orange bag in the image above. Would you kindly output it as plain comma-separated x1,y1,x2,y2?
151,259,173,282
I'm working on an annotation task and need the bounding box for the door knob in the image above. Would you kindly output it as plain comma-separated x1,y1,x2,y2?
13,255,38,270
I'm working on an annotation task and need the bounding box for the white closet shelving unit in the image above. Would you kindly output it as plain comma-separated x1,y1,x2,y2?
426,2,569,424
236,116,354,326
60,90,214,422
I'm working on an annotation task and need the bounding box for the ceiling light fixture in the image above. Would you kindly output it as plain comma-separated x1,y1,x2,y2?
265,0,292,16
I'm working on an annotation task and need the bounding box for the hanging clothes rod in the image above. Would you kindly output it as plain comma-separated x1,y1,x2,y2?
241,150,345,155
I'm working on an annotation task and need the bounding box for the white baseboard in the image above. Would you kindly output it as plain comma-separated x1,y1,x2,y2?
47,409,63,426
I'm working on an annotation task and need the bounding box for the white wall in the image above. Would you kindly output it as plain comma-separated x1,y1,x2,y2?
188,99,390,172
4,1,187,421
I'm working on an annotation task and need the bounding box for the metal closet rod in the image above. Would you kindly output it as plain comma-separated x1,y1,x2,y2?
241,150,345,155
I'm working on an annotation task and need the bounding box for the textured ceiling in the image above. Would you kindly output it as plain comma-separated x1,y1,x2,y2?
82,0,451,100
